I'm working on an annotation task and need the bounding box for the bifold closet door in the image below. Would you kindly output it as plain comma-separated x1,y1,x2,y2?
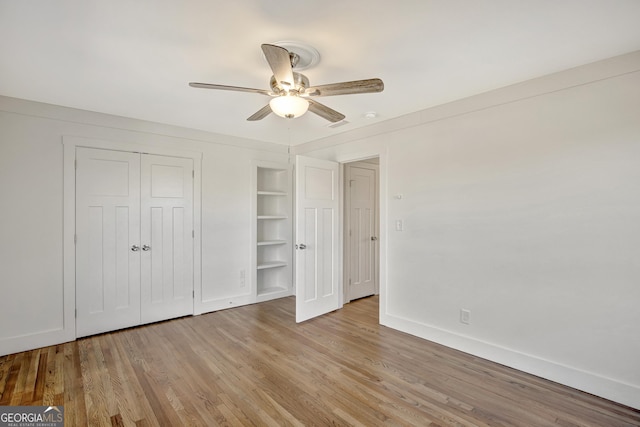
140,154,194,324
76,148,194,337
76,148,141,337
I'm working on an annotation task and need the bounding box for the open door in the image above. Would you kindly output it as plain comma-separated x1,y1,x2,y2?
295,155,340,322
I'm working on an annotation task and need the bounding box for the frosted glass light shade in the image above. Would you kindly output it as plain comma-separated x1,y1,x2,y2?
269,95,309,119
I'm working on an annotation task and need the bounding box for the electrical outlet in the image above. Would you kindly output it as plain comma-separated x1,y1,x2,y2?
239,269,246,287
460,309,471,325
395,220,404,231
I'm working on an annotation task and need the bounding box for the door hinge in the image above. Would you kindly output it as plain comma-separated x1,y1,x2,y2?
192,170,195,178
75,309,77,318
192,290,195,298
74,234,77,244
74,159,78,170
192,230,195,238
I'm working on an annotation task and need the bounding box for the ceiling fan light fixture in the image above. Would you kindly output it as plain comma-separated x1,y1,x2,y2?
269,95,309,119
190,43,383,123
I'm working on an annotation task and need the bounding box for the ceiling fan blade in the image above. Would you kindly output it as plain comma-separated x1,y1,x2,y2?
261,44,295,89
189,82,272,96
247,104,272,121
307,99,346,123
304,78,384,97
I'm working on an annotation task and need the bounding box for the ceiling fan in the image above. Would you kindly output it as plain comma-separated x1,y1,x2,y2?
189,43,384,123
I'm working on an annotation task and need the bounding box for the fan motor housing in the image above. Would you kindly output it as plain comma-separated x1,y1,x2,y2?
270,72,310,95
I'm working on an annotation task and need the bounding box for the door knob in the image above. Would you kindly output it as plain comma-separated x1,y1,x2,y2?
142,245,151,251
131,245,140,252
297,243,307,250
371,236,378,241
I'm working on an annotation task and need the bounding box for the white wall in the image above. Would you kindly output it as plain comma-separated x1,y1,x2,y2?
294,51,640,409
0,96,289,355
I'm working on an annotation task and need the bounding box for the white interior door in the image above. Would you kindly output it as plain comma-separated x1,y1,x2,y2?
140,155,194,324
295,155,340,322
345,163,378,301
76,148,141,337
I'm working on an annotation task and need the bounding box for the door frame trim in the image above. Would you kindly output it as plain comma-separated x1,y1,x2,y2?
334,149,388,317
63,136,203,340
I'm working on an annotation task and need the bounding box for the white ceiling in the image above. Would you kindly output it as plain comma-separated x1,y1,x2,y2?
1,1,640,146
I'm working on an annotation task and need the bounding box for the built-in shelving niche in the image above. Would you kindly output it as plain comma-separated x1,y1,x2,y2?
252,162,293,302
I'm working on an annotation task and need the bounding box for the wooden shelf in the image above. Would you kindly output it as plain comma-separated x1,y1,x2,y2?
257,215,287,220
257,261,288,270
257,190,288,196
255,286,290,302
257,240,287,246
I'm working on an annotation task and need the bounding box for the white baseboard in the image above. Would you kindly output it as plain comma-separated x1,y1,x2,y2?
0,328,74,357
195,294,256,315
380,312,640,410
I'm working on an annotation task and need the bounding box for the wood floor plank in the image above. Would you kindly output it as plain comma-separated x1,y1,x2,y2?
101,334,145,425
44,345,63,405
0,354,16,405
1,296,639,426
63,341,87,426
9,351,29,406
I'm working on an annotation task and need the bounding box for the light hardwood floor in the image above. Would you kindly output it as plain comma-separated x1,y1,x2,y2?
0,296,638,426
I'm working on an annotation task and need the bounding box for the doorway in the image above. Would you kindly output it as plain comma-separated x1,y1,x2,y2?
343,158,379,302
292,153,385,322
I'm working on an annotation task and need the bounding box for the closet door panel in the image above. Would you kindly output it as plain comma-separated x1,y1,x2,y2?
140,154,194,324
75,148,141,337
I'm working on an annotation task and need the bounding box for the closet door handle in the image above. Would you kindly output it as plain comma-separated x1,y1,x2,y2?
131,245,140,252
142,245,151,251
